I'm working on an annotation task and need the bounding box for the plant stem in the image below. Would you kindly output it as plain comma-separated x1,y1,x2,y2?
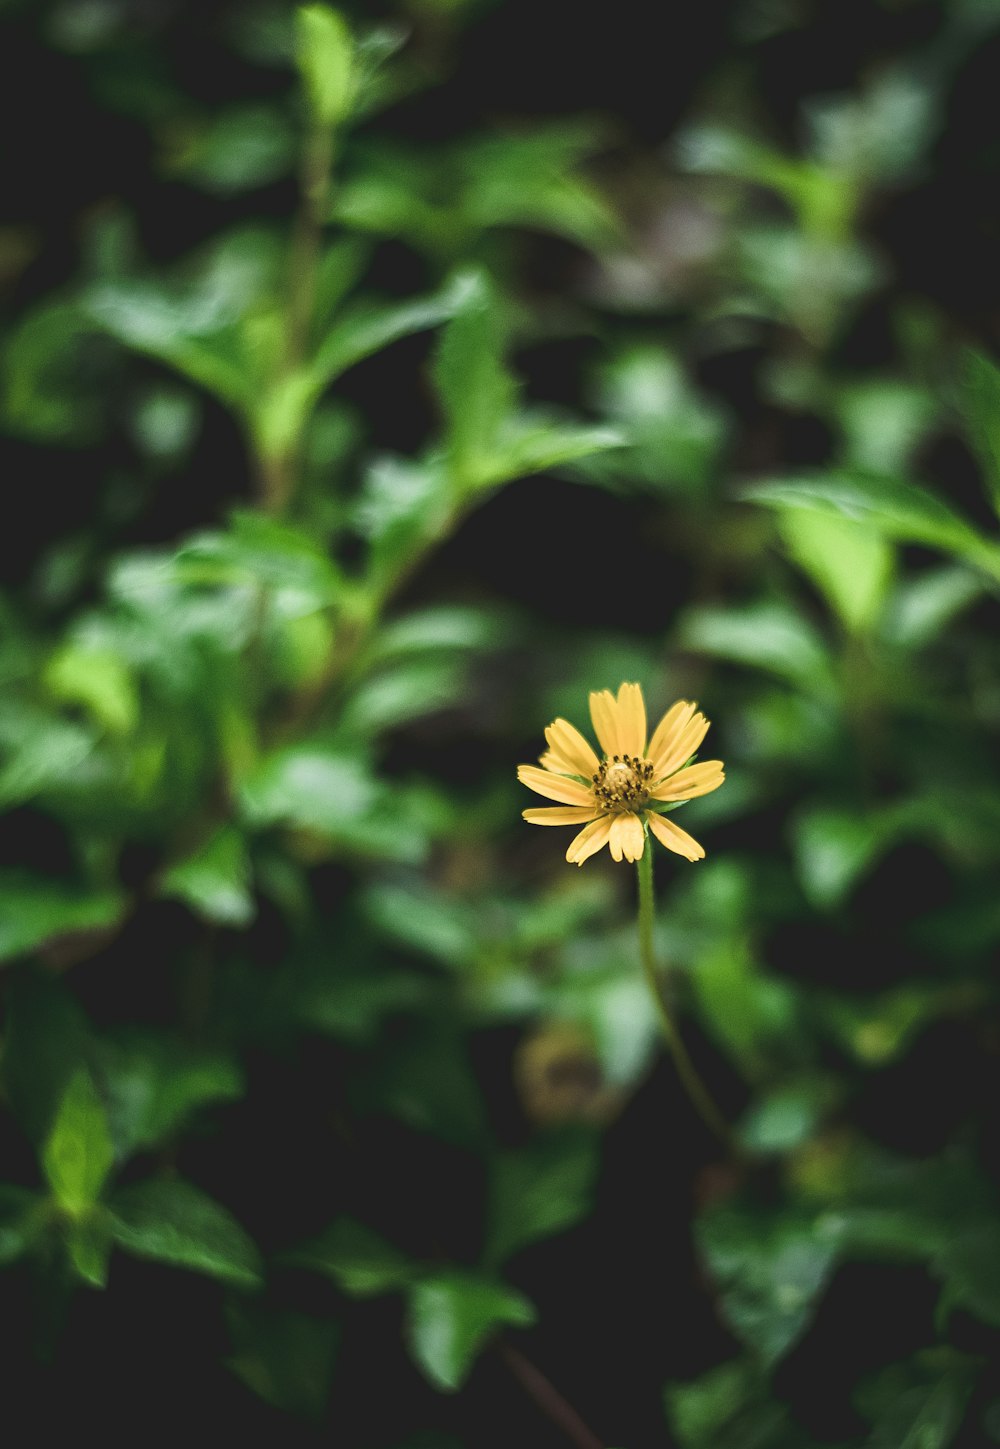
497,1341,605,1449
636,845,737,1153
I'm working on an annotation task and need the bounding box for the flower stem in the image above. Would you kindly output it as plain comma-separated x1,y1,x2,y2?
636,845,736,1153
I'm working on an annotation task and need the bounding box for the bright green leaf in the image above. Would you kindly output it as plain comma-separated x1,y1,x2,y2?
0,874,124,965
42,1070,115,1216
295,5,355,128
44,643,139,735
740,473,1000,576
160,826,255,927
778,509,893,634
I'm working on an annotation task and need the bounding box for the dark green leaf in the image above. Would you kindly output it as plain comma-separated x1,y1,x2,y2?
486,1131,598,1268
0,1185,46,1265
697,1206,837,1366
284,1217,417,1296
110,1179,262,1287
228,1302,340,1420
962,348,1000,519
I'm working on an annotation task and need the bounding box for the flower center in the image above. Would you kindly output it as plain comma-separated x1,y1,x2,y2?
592,754,654,813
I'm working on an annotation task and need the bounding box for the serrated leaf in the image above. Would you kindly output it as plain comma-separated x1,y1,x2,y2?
406,1272,536,1391
42,1071,115,1216
110,1178,261,1287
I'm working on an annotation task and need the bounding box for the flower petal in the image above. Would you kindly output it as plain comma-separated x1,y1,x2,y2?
539,749,581,775
609,811,645,862
566,815,613,865
589,689,620,757
650,760,725,802
518,765,595,806
523,806,599,825
544,718,600,777
646,810,705,861
648,700,696,767
651,711,710,780
615,682,647,758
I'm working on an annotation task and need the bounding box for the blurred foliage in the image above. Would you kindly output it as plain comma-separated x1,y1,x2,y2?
3,0,1000,1444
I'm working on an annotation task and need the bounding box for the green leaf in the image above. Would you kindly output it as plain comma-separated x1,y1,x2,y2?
284,1217,417,1296
859,1350,978,1449
175,509,342,606
65,1210,113,1289
355,1024,487,1148
484,418,623,488
675,601,833,688
778,509,893,634
688,936,798,1079
739,473,1000,575
110,1178,262,1288
882,565,987,648
936,1223,1000,1328
697,1205,838,1366
295,5,355,128
228,1302,340,1420
42,1071,115,1216
485,1132,598,1268
792,807,892,910
160,826,255,927
962,348,1000,519
310,279,468,392
0,1185,45,1265
0,874,124,964
738,1082,831,1155
173,105,295,194
97,1032,243,1157
44,642,139,735
406,1272,536,1391
666,1357,795,1449
360,883,478,968
433,271,515,487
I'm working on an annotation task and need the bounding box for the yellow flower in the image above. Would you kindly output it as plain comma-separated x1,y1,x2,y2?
517,682,724,866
